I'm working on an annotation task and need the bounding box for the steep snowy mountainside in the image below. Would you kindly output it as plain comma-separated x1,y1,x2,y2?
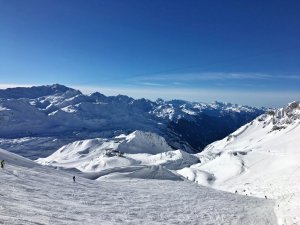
37,130,200,173
0,84,264,158
0,148,276,225
178,101,300,225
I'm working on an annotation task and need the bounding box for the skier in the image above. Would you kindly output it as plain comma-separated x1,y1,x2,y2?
1,160,4,169
73,176,76,182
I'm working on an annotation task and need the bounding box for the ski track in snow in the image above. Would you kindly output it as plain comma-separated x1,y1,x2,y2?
0,162,277,225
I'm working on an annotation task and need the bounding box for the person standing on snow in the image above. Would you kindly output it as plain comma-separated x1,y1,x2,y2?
1,160,5,169
73,176,76,182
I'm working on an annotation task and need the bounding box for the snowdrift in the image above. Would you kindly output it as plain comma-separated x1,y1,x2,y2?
126,165,183,181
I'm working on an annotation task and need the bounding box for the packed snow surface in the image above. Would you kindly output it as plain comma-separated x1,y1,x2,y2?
178,102,300,224
0,148,277,225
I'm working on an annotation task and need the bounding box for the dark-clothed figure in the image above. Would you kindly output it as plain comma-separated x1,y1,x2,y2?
1,160,4,169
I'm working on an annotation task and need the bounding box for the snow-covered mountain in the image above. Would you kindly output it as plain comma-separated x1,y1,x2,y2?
0,84,264,159
178,102,300,224
37,130,200,174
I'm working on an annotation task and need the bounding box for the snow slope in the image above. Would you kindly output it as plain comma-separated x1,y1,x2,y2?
37,131,200,173
178,102,300,224
0,148,277,225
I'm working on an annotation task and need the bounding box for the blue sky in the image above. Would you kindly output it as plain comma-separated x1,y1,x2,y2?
1,0,300,107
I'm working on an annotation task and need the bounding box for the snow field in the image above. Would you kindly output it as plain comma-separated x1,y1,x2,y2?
0,149,277,225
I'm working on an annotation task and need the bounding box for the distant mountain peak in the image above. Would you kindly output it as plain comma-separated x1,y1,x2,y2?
48,84,74,92
0,84,79,99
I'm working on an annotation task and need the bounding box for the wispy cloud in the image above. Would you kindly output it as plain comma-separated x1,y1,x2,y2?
130,72,300,83
137,82,165,87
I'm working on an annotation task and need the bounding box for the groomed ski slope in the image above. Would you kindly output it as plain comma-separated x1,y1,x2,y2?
0,149,277,225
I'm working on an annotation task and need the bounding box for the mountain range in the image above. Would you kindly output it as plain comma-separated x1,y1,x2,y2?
0,84,264,159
